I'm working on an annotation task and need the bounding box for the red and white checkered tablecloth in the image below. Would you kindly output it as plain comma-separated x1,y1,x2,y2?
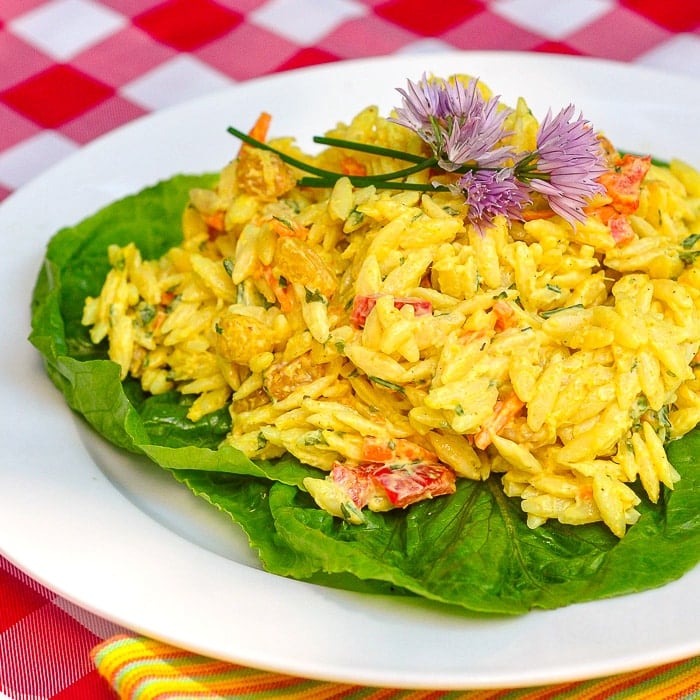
1,2,699,698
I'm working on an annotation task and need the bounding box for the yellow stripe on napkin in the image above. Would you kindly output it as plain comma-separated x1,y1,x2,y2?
92,634,699,700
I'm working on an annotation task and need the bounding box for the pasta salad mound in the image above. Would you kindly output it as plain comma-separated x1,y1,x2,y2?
81,74,700,540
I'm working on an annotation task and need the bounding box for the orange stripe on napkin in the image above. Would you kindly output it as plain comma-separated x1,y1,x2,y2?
91,634,699,700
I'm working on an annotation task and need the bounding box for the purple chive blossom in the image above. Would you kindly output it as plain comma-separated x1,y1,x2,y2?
520,105,608,225
440,79,515,170
392,75,514,171
452,168,531,234
392,73,448,140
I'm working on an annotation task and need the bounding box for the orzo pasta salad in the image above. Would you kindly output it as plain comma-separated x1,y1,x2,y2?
32,74,700,613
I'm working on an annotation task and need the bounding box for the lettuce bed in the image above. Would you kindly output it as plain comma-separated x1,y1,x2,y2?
29,174,700,615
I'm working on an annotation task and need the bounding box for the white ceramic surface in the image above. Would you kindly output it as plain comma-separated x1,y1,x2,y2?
1,52,698,689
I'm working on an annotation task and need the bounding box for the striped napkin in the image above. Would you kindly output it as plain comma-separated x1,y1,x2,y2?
92,635,699,699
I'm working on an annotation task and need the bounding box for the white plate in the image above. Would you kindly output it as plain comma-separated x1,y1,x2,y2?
1,52,698,690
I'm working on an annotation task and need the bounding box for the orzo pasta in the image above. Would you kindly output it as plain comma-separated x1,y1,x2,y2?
82,75,700,538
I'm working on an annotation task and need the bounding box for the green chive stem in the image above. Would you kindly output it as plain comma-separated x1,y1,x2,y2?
228,126,439,191
312,136,428,164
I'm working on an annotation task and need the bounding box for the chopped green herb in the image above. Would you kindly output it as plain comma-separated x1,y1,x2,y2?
540,303,584,319
282,197,301,214
138,303,156,326
368,376,405,393
273,215,293,229
340,500,365,524
681,233,700,249
305,288,328,305
223,258,235,276
346,208,364,228
633,395,650,414
303,429,327,446
679,250,700,264
657,405,672,429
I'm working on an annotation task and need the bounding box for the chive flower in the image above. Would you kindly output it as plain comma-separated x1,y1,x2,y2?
453,168,531,233
226,74,611,233
515,105,607,223
392,74,515,171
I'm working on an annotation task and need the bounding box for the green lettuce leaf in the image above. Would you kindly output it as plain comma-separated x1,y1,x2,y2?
29,174,700,615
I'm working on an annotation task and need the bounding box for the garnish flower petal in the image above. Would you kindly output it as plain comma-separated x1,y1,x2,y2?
392,75,515,170
392,72,447,136
452,168,531,234
440,79,515,170
523,105,607,224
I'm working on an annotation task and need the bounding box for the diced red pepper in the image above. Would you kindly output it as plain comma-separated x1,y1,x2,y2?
609,215,635,245
371,461,456,508
329,459,456,510
597,154,651,216
330,463,375,509
350,294,432,328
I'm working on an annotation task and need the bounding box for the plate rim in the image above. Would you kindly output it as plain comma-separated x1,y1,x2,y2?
1,50,698,689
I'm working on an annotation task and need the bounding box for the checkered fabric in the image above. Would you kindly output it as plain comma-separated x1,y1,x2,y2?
0,0,699,202
0,1,699,698
0,555,125,698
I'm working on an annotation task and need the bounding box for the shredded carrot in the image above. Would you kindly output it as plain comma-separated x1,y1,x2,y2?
238,112,272,156
260,265,294,313
204,211,225,234
492,300,517,331
340,156,367,177
269,217,308,239
249,111,271,142
160,291,176,306
152,310,167,331
474,393,525,450
362,436,437,464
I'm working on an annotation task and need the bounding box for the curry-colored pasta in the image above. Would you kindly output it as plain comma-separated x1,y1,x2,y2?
82,82,700,538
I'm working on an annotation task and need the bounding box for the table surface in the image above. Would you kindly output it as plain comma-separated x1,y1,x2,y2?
1,1,699,698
